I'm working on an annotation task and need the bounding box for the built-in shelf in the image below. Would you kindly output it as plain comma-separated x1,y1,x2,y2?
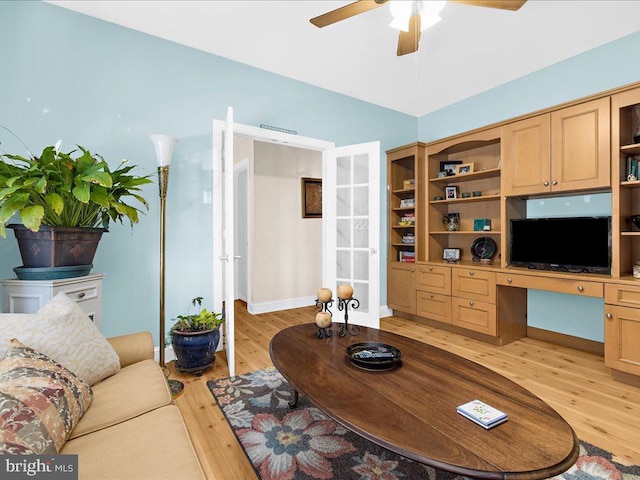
429,168,501,184
620,143,640,155
621,180,640,188
391,243,415,247
391,187,416,195
621,231,640,236
430,231,502,235
429,194,501,205
392,225,415,229
392,206,416,212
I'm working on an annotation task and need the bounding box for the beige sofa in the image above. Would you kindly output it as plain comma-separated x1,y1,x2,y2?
60,331,206,480
0,292,205,479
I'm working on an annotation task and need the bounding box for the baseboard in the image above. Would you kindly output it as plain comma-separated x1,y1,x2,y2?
154,346,176,363
379,305,393,318
527,326,604,356
248,296,316,315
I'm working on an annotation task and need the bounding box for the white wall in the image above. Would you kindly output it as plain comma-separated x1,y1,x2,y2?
250,142,322,312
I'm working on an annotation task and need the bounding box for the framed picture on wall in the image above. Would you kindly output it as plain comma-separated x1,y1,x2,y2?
302,177,322,218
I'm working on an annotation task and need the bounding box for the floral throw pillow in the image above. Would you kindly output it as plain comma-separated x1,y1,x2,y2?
0,339,93,454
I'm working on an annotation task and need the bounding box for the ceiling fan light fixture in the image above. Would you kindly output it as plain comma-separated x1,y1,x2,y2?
389,1,413,32
390,0,446,32
417,0,446,30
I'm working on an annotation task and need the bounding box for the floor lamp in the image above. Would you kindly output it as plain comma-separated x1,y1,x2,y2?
150,134,183,396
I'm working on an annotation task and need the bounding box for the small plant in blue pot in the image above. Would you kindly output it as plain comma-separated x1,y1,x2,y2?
171,297,223,375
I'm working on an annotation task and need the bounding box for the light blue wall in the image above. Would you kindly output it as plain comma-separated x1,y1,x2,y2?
0,1,416,343
526,194,611,342
417,31,640,342
418,31,640,142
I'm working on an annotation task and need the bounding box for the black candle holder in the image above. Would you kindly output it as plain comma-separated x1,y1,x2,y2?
314,298,334,338
337,297,360,337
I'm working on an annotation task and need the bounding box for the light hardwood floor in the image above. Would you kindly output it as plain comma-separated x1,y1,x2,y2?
170,301,640,480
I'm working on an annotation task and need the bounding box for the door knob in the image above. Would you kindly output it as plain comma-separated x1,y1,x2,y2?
577,285,584,292
606,313,612,319
552,180,558,186
543,181,549,186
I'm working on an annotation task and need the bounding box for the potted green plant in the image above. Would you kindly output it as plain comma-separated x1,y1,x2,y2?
0,140,152,277
171,297,224,375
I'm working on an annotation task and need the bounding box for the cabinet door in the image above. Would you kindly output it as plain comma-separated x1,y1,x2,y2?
416,291,451,324
605,305,640,375
551,97,610,192
415,265,450,295
451,297,497,336
388,262,416,314
502,114,551,196
452,269,496,303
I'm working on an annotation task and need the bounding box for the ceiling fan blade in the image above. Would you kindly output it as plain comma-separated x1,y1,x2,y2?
397,14,421,56
448,0,527,11
310,0,389,28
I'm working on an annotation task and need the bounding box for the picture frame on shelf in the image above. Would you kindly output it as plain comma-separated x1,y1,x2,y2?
445,186,458,199
439,160,462,176
455,163,474,175
443,248,461,263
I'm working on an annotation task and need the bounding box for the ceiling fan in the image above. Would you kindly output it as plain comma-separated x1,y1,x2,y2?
310,0,527,56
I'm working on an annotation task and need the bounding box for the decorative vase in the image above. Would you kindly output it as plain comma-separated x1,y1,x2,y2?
171,328,220,375
442,213,460,231
8,224,106,278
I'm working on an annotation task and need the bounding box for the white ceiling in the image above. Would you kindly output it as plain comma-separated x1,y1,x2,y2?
47,0,640,117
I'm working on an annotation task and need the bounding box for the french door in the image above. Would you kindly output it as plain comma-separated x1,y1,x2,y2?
213,108,236,376
214,113,381,375
324,142,380,328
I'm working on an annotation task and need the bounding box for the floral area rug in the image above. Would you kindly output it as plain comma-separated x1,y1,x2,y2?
208,367,639,480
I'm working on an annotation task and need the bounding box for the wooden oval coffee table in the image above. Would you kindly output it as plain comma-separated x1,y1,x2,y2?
270,323,579,480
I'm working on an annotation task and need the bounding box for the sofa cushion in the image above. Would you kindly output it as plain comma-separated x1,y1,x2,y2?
69,359,171,439
0,292,120,385
62,405,206,480
0,339,93,454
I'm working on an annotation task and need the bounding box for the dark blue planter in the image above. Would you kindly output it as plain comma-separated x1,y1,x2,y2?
171,328,220,376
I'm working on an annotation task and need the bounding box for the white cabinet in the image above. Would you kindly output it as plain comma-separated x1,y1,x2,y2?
1,274,105,330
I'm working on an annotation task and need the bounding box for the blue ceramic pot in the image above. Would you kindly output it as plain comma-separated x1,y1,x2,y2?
171,328,220,375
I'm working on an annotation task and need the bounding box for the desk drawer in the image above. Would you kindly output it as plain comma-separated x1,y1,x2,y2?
496,273,603,298
605,283,640,307
451,297,497,336
452,269,496,303
416,265,451,295
53,283,101,305
416,291,451,324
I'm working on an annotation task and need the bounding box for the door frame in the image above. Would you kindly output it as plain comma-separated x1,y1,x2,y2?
212,121,336,361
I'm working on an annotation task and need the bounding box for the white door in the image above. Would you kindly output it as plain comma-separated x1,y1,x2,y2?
213,108,236,377
324,142,380,329
233,160,248,302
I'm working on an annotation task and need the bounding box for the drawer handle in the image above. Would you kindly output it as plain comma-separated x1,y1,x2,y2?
430,293,434,298
411,268,415,273
469,270,474,276
469,301,474,306
77,292,86,299
507,278,512,283
606,313,612,320
552,180,558,186
543,181,549,187
577,285,584,292
429,266,433,271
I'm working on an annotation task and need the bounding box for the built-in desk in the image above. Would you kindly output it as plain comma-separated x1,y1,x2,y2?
394,262,640,385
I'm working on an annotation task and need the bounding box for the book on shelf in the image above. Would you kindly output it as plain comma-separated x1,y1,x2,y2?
457,400,507,429
400,198,415,208
398,251,415,262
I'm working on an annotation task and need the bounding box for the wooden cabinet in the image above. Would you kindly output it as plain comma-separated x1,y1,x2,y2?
387,262,416,314
551,98,611,192
1,274,105,330
451,268,497,335
502,114,551,196
387,143,426,265
417,291,451,325
415,264,450,294
611,86,640,278
502,98,610,197
426,128,502,264
605,283,640,376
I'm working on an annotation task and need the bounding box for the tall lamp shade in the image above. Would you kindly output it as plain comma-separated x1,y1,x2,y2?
150,134,178,374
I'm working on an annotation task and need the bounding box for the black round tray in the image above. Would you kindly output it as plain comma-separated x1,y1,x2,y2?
346,342,402,371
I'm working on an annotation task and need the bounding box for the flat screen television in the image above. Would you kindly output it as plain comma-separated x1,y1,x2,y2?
509,216,611,274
